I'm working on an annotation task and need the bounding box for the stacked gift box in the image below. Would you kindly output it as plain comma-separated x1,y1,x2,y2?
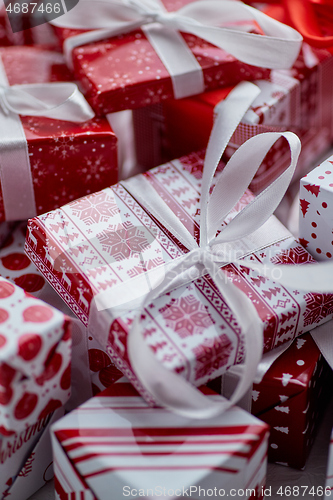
0,0,332,498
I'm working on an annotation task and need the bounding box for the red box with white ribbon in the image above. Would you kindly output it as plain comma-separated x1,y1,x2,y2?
0,275,71,436
0,45,118,222
25,148,333,407
52,382,269,500
50,0,304,114
299,154,333,262
133,40,333,193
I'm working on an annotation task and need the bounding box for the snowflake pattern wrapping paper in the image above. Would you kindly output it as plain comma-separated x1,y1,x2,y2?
252,332,332,469
299,154,333,262
52,381,269,500
0,46,118,222
0,275,71,436
0,407,64,500
133,27,333,192
25,151,333,406
52,0,270,114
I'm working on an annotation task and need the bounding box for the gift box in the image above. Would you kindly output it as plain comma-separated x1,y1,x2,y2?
252,332,332,469
0,407,63,500
50,0,305,115
299,153,333,262
25,144,333,408
0,45,118,222
0,221,122,408
52,381,269,500
0,274,72,436
133,37,333,193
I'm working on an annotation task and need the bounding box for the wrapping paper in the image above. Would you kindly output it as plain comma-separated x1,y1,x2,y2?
0,407,63,500
133,37,333,193
0,275,71,436
0,46,118,222
0,222,121,409
299,153,333,262
52,381,269,500
252,332,332,469
25,151,333,406
52,0,271,114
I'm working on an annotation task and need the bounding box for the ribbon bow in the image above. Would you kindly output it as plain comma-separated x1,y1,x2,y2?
0,58,95,221
90,80,333,418
51,0,303,99
0,82,95,122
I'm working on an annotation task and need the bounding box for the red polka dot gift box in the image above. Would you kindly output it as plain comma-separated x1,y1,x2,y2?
25,149,333,411
0,45,118,223
51,381,269,500
0,276,71,436
299,154,333,261
49,0,303,115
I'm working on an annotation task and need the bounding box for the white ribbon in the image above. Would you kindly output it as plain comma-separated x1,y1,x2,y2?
51,0,303,99
0,58,94,221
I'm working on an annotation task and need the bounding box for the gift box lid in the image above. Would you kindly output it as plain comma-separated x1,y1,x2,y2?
52,381,269,498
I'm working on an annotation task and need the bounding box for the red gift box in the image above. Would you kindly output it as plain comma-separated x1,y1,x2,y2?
0,45,118,222
52,381,269,500
252,332,332,469
133,38,333,194
48,0,305,114
25,143,333,409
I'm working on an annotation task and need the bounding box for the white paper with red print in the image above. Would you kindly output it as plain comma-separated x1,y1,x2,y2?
299,154,333,262
0,407,63,500
52,381,269,500
26,152,333,399
0,276,71,435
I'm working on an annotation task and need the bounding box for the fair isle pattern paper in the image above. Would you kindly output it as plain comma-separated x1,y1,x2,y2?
25,153,333,404
52,383,269,500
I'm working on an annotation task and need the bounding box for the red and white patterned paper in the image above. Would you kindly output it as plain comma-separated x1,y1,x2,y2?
25,151,333,406
0,46,118,222
0,275,71,436
53,0,270,114
0,407,63,500
299,154,333,262
52,381,269,500
0,221,122,407
252,332,332,469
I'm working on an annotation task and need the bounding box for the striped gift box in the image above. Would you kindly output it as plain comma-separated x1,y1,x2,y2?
52,381,269,500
